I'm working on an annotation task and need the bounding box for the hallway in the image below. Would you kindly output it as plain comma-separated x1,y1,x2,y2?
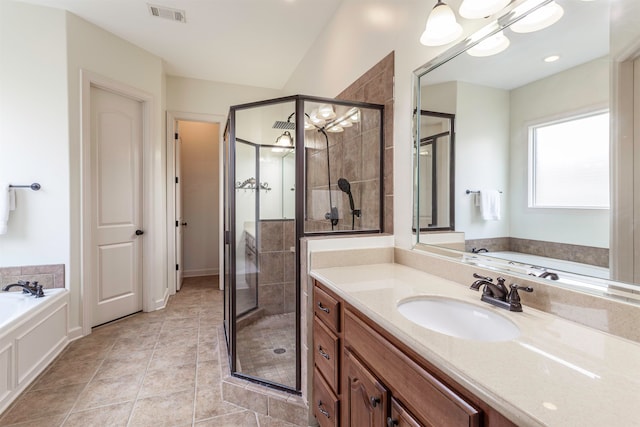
0,277,300,427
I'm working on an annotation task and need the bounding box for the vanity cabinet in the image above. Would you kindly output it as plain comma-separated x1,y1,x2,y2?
312,280,516,427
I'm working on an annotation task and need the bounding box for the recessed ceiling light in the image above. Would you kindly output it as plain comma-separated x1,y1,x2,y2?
544,55,560,62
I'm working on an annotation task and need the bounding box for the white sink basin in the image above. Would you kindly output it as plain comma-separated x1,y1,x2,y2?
397,297,520,342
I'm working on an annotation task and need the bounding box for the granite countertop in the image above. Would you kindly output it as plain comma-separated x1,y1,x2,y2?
310,263,640,427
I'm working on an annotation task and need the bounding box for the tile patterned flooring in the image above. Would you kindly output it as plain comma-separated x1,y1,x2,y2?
237,313,296,388
0,276,304,427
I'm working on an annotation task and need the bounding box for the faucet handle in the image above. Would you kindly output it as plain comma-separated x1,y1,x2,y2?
507,284,533,312
472,273,493,282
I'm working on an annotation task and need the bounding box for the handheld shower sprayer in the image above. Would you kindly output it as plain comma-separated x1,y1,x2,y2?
337,178,360,230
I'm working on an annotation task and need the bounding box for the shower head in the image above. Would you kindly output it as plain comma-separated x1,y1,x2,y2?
273,112,296,130
337,178,354,212
272,121,295,130
337,178,351,194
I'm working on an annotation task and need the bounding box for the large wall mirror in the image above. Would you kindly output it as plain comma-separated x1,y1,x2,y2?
413,0,640,297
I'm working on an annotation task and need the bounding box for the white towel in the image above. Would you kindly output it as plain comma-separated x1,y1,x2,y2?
0,183,15,235
480,190,501,221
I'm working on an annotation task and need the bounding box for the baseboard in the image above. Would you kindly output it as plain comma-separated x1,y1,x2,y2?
67,326,84,342
184,268,219,278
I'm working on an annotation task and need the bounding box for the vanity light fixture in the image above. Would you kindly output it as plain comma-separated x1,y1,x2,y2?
510,0,564,33
275,131,293,147
544,54,560,62
339,119,353,128
420,0,463,46
467,30,510,57
318,104,336,120
459,0,510,19
309,110,326,126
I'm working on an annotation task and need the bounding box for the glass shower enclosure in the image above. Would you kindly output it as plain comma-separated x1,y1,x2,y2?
223,95,384,392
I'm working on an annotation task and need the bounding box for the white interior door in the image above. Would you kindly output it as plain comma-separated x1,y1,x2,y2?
175,126,184,291
90,86,143,326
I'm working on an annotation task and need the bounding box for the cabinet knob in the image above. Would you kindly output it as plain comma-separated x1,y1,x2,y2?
135,229,144,236
370,396,381,408
317,302,330,313
387,417,399,427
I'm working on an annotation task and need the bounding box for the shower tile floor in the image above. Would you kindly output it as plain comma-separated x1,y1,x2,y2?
0,276,303,427
237,313,296,388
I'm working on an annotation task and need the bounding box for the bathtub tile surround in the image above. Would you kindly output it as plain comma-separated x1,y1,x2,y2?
464,237,609,267
0,264,64,289
0,277,304,427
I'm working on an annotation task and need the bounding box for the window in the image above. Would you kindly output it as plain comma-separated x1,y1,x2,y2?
529,111,609,209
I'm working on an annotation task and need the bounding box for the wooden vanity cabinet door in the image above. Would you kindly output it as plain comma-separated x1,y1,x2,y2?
343,349,388,427
387,398,422,427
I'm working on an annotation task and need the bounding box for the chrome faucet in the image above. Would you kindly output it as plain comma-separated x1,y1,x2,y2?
470,274,532,312
2,280,45,298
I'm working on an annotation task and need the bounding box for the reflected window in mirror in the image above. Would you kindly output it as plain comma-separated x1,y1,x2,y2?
414,110,455,232
529,110,610,209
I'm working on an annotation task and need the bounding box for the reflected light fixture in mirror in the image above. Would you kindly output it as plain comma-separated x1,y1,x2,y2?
511,0,564,33
459,0,510,19
467,30,510,57
275,130,293,147
420,0,463,46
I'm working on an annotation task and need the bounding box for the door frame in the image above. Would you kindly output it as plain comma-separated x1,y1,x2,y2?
166,111,225,294
80,70,155,336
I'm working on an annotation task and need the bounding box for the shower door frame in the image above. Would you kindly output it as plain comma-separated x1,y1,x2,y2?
224,95,385,394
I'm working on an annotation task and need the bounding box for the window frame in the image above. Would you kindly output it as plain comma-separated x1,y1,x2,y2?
527,108,610,210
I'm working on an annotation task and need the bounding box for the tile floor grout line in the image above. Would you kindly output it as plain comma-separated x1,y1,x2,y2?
58,341,113,426
191,303,202,427
124,314,165,427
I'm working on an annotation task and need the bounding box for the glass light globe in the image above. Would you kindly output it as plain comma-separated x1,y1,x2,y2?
420,1,463,47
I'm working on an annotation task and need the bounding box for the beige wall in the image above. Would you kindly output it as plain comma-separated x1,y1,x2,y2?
509,58,610,248
179,121,220,276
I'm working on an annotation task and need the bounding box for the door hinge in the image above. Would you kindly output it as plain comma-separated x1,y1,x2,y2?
175,177,179,184
175,132,179,140
176,220,179,227
176,264,179,271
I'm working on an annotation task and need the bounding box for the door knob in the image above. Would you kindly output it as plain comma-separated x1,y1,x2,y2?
135,229,144,236
181,222,188,226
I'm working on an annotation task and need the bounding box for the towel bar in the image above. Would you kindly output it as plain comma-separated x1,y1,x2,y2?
8,183,41,191
466,189,502,194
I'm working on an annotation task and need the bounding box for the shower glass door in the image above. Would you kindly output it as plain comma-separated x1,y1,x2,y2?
229,99,298,391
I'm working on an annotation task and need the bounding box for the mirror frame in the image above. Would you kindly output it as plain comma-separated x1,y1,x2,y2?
411,0,640,302
413,110,455,232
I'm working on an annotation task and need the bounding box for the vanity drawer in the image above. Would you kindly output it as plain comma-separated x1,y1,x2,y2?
314,283,341,332
313,367,340,427
313,316,340,391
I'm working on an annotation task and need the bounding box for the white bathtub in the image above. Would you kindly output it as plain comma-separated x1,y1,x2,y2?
0,288,69,413
483,251,609,279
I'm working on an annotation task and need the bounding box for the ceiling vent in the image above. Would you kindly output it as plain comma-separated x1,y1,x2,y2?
147,4,186,23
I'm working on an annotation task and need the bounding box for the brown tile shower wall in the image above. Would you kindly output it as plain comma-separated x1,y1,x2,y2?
464,237,609,267
305,104,382,232
337,51,394,234
258,220,296,315
0,264,65,289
